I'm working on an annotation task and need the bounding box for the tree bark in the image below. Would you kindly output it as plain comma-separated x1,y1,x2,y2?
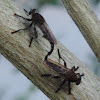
62,0,100,62
0,0,100,100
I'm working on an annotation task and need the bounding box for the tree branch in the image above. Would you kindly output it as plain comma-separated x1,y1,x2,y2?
0,0,100,100
62,0,100,62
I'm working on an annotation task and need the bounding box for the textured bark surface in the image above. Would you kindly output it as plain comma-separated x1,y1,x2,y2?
0,0,100,100
62,0,100,62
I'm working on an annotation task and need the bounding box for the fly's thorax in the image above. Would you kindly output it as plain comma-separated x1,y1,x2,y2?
64,71,78,82
32,13,45,25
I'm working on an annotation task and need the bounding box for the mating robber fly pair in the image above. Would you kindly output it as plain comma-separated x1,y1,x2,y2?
11,9,84,94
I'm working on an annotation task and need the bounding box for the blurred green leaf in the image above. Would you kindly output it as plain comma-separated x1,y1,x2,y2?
88,0,100,5
15,85,36,100
37,0,59,5
94,0,100,4
35,0,60,9
16,97,26,100
29,85,36,92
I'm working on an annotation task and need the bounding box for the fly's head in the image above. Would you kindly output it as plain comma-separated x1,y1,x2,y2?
76,73,84,85
29,9,36,15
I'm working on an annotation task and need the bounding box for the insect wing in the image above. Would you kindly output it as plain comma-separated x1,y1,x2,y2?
43,59,69,75
39,22,57,44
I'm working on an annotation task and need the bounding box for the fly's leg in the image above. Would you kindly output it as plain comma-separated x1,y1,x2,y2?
29,24,38,47
58,49,67,68
41,74,60,79
44,42,54,61
41,74,51,77
55,79,66,93
24,9,29,15
14,13,32,21
68,81,71,94
29,37,33,47
11,22,33,34
71,66,79,72
34,24,38,38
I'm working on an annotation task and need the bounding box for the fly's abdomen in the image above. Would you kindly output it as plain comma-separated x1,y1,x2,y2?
38,22,57,44
45,61,68,75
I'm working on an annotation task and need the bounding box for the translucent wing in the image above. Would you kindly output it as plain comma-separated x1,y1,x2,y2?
43,59,70,75
38,21,57,44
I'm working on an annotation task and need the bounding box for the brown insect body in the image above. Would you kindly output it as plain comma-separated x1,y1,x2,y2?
31,12,45,25
44,59,79,83
31,11,57,45
42,49,84,94
11,9,57,48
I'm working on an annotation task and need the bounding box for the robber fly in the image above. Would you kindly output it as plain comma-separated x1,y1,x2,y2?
41,49,84,94
11,9,57,56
